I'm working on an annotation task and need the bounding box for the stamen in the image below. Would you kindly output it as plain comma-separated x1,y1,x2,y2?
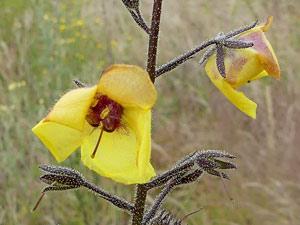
100,107,110,119
91,127,104,159
91,99,99,107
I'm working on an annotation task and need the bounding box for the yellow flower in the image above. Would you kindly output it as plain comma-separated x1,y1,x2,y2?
43,14,49,21
110,40,118,47
32,65,157,184
77,20,84,26
205,16,280,119
97,43,103,49
0,105,8,112
8,82,17,91
75,53,84,60
59,25,66,31
94,18,100,24
81,34,87,39
67,38,76,44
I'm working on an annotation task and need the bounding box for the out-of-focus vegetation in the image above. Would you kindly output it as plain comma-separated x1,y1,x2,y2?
1,0,299,224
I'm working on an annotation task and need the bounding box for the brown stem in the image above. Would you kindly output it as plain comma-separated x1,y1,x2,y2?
131,184,148,225
131,1,163,224
147,0,163,83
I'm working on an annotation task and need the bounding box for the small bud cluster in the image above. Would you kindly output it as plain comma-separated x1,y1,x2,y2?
141,150,236,224
146,150,236,190
34,165,134,213
39,165,85,193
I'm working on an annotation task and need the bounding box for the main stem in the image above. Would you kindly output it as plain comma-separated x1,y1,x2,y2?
131,184,148,225
131,0,163,224
147,0,163,83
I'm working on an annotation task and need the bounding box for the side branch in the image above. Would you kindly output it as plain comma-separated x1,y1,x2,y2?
140,150,236,223
146,150,236,190
129,8,150,34
122,0,150,34
155,20,258,78
155,39,215,77
83,181,134,213
142,170,204,225
33,165,134,213
145,151,197,190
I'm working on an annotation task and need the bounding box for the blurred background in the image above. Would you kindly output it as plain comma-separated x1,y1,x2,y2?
0,0,299,224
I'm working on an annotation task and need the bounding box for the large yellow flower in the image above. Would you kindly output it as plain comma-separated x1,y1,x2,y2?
32,64,157,184
205,16,280,118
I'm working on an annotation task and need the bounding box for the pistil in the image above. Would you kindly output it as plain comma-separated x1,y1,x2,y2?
91,126,104,159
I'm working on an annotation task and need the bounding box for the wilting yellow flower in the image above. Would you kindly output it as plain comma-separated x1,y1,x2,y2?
205,16,280,118
32,65,157,184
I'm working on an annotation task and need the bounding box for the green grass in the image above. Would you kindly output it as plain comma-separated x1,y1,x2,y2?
1,0,300,224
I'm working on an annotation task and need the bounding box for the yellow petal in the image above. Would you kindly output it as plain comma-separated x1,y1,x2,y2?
205,59,257,119
237,17,280,80
237,16,273,36
45,86,97,131
256,33,280,80
97,65,157,110
122,107,154,179
223,48,264,88
32,120,93,162
81,108,155,184
259,16,273,32
249,70,268,82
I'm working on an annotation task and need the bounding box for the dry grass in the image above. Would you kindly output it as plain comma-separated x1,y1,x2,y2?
0,0,299,224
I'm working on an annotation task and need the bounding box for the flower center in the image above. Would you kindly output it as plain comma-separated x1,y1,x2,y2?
86,94,123,132
86,94,123,159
